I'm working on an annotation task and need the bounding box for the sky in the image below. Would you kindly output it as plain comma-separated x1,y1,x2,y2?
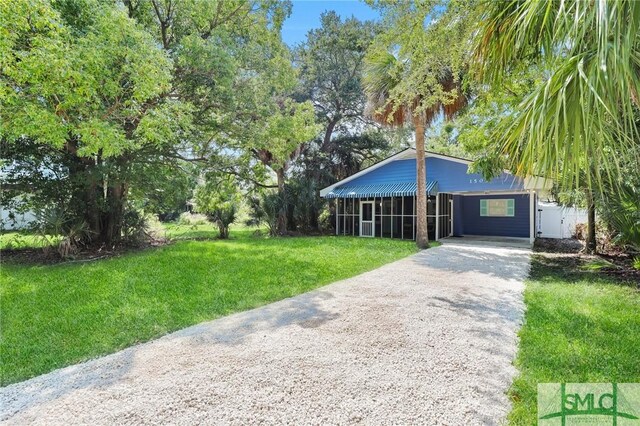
281,0,381,47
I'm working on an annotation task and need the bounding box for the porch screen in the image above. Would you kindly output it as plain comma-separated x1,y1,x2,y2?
480,199,515,217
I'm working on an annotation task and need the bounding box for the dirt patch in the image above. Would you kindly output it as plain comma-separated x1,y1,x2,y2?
595,254,640,283
1,239,170,266
534,237,584,253
532,251,639,286
534,238,639,284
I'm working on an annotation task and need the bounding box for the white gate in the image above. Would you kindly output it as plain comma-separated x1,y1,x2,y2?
537,202,588,239
360,201,374,237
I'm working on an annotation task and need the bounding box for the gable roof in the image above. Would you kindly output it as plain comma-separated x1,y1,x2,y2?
319,148,472,197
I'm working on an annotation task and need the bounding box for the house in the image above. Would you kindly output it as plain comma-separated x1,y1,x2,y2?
320,148,547,244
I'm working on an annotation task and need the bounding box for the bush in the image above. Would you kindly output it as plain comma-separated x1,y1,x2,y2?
288,177,325,232
600,184,640,253
205,205,237,239
246,178,326,235
193,175,241,239
318,208,333,232
247,192,284,236
121,208,150,245
34,206,91,258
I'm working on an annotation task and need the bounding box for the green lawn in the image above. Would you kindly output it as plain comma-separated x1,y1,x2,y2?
160,222,259,240
509,254,640,425
0,231,60,250
0,229,418,385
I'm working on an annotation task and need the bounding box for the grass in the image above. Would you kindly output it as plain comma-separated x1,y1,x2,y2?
159,222,259,240
0,226,418,385
0,231,60,250
508,254,640,425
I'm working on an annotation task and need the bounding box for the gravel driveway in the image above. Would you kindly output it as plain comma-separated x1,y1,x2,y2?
1,239,530,425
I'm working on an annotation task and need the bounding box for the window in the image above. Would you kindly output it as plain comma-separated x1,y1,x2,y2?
480,199,515,217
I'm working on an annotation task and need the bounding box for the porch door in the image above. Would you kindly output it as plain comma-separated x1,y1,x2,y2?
448,198,454,236
360,201,375,237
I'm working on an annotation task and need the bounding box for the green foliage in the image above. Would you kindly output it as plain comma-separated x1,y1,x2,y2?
0,232,60,250
447,66,543,177
1,0,428,243
295,132,396,218
599,183,640,253
34,206,91,257
194,175,241,239
1,0,296,244
0,0,189,244
175,213,209,227
473,0,640,192
581,258,617,271
295,11,379,144
364,0,472,123
289,14,394,231
286,177,325,232
129,161,197,220
248,191,283,236
364,0,472,248
247,177,332,234
254,99,320,167
1,1,172,156
0,231,418,384
120,207,150,244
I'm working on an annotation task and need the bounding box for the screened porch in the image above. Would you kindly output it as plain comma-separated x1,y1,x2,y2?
329,182,453,241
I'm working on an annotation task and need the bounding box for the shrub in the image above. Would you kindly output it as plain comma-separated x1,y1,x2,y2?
34,206,90,258
247,192,284,236
288,177,325,232
600,184,640,253
121,209,150,245
194,175,241,239
205,205,237,239
246,178,326,235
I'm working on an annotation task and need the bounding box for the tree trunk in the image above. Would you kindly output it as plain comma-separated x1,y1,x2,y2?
586,190,596,254
320,117,339,153
101,182,126,246
414,118,429,249
309,205,319,230
276,168,287,235
218,221,229,239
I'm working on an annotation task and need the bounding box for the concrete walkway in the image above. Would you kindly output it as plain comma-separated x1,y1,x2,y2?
1,240,531,425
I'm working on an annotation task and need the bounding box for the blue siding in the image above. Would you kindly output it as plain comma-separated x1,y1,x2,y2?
460,194,530,237
341,157,524,192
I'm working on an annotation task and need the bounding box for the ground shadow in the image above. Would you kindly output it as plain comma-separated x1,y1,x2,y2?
409,242,531,281
0,288,340,421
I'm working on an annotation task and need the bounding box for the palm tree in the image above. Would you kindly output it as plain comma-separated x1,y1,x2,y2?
363,50,466,249
474,0,640,253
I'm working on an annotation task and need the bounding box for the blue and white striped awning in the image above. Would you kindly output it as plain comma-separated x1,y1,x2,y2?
324,181,438,198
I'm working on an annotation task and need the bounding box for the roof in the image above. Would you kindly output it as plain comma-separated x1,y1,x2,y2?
319,148,471,197
323,181,438,199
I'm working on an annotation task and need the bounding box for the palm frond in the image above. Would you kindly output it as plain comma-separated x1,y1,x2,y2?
363,49,468,127
362,49,408,126
474,0,640,191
